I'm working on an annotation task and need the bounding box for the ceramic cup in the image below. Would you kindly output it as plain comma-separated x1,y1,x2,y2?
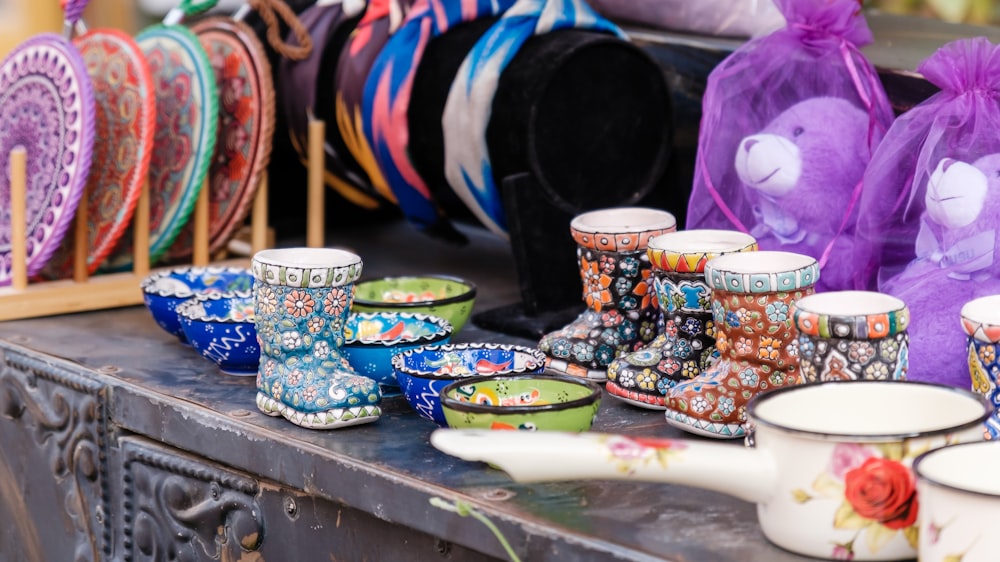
433,380,993,561
252,248,381,430
539,206,676,380
913,441,1000,562
607,228,758,409
794,291,909,383
961,294,1000,439
664,250,818,439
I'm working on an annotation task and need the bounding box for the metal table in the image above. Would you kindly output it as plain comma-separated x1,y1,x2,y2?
0,219,828,562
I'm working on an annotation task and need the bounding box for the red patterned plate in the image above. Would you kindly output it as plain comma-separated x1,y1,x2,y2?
40,29,155,278
167,16,275,259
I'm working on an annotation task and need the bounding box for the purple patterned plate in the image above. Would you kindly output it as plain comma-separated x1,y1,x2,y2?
0,33,95,286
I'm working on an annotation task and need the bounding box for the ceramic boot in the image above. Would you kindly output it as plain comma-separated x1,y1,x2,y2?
253,248,382,429
607,230,757,408
664,251,818,438
539,207,676,381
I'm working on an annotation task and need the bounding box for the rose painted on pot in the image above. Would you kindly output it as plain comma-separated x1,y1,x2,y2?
792,443,923,558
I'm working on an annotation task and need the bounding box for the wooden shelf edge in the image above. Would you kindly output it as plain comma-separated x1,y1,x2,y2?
0,272,147,320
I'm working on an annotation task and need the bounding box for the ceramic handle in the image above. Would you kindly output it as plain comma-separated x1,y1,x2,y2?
430,429,776,505
61,0,89,26
164,0,220,24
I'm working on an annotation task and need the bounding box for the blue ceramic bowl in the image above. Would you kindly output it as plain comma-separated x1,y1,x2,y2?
391,343,547,426
342,312,453,388
141,266,254,342
177,290,259,375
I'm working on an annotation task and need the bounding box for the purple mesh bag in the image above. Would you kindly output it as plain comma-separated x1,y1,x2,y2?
854,37,1000,387
685,0,893,292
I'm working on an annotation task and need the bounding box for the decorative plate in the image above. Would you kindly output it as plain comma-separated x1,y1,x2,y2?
118,24,217,266
166,16,274,260
0,33,95,286
40,29,155,278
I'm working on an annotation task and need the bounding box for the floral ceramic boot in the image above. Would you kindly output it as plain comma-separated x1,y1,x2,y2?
253,248,382,430
663,251,818,438
539,207,676,380
607,230,757,409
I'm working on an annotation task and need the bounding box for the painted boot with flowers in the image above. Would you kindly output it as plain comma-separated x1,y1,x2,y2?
252,248,382,430
663,251,818,439
539,208,676,380
607,230,758,408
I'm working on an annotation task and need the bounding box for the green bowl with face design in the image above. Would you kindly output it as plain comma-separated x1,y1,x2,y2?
351,275,477,334
440,373,602,431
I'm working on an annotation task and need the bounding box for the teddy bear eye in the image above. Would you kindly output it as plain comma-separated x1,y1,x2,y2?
793,126,805,137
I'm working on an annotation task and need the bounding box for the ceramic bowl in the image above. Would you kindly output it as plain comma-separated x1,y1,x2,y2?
440,373,602,431
342,312,453,388
177,290,259,375
391,343,547,426
352,275,477,334
141,266,254,342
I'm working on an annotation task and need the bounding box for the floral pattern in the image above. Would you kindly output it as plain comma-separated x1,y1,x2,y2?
167,18,272,258
665,283,814,437
608,267,730,408
791,442,940,559
968,339,1000,437
253,254,380,428
602,434,687,475
129,26,217,264
798,331,908,383
540,245,659,379
42,30,155,279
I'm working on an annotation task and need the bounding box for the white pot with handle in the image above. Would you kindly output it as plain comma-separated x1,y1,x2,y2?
431,380,991,560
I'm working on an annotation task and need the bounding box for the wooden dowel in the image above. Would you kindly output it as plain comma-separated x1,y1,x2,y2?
193,178,210,266
307,119,325,248
133,178,150,277
10,148,27,290
251,170,268,255
73,184,89,283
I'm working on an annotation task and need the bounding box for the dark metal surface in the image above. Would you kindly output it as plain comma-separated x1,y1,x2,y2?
0,220,831,562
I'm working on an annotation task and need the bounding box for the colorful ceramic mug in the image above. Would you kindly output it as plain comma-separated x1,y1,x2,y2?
607,229,758,409
664,250,818,439
794,290,909,383
961,294,1000,438
252,247,381,430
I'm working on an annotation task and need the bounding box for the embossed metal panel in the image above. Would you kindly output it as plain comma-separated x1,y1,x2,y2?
0,349,110,562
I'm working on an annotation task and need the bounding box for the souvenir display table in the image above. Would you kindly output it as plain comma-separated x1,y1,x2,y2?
6,11,1000,562
0,219,829,562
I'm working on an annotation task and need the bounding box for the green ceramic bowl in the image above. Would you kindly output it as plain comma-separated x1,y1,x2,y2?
440,374,602,431
352,275,477,334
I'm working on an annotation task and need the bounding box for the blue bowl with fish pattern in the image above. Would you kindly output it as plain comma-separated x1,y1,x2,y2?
342,312,453,388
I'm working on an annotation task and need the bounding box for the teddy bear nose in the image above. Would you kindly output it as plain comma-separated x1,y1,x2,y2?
743,138,759,152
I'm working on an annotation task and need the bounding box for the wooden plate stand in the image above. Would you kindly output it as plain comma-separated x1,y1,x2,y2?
0,117,332,321
0,146,271,321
